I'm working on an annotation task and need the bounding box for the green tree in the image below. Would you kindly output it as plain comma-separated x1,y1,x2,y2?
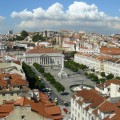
33,63,44,73
92,76,98,82
99,78,106,83
32,33,45,42
22,62,45,89
101,72,106,77
21,30,29,38
84,72,88,76
115,76,120,80
106,74,114,80
15,35,24,41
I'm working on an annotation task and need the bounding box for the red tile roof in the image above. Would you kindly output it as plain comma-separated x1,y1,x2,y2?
99,101,117,113
100,47,120,55
75,89,105,108
0,73,28,87
26,47,62,54
0,92,62,120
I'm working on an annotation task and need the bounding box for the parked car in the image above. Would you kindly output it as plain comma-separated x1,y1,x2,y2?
41,88,49,92
46,88,52,91
47,91,52,96
60,92,69,96
64,101,69,107
38,76,42,80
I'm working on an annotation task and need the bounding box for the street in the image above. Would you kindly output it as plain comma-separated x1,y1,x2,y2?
31,65,95,105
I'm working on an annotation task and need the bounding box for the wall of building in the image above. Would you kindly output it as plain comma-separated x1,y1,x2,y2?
25,53,63,67
5,105,50,120
0,93,18,104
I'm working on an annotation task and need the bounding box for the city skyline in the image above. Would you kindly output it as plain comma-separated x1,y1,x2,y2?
0,0,120,34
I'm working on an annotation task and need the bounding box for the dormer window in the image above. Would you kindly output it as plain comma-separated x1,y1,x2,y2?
108,88,110,91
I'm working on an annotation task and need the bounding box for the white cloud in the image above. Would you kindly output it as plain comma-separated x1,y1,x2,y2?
66,1,106,20
0,16,5,22
10,1,120,34
11,9,33,19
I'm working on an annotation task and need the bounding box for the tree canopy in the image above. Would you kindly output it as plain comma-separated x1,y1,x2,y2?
21,30,29,38
22,62,45,90
32,33,45,42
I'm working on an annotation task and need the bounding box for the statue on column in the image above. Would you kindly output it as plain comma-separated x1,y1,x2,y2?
58,55,68,78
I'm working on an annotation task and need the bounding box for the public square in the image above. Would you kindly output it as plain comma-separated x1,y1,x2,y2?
45,67,96,102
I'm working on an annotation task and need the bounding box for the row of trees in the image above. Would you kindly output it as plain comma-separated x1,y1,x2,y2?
84,72,100,84
33,63,45,73
84,71,119,84
100,72,115,80
22,62,45,90
44,73,65,92
33,63,65,92
64,60,87,72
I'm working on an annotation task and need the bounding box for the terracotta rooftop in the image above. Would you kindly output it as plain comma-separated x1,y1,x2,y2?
0,73,28,87
75,89,105,108
99,101,117,113
0,92,62,120
26,47,62,54
64,41,76,45
100,47,120,55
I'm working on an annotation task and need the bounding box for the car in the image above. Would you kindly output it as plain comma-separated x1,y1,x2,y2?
64,101,69,106
60,92,69,96
55,98,57,100
47,91,52,96
63,108,68,113
54,98,58,105
38,76,42,80
46,88,52,91
41,88,49,92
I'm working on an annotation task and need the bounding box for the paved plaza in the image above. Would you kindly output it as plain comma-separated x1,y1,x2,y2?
45,68,96,102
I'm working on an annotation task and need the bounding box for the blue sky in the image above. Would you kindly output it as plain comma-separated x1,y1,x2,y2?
0,0,120,34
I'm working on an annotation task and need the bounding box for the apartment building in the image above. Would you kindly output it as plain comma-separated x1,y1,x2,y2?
100,47,120,58
74,52,120,77
0,42,7,55
62,41,76,51
0,92,62,120
0,73,28,104
71,79,120,120
0,61,25,78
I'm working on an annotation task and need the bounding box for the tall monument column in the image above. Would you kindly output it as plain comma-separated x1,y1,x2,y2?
58,55,68,78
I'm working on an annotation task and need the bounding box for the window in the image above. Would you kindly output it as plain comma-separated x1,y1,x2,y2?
72,99,74,104
2,94,5,96
108,88,110,91
91,117,94,120
3,100,6,103
75,102,77,106
83,109,84,114
21,115,25,119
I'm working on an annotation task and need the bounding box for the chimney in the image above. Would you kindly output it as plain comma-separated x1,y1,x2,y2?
33,89,40,101
4,75,11,88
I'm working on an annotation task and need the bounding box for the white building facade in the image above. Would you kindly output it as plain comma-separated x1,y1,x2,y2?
24,47,63,67
74,52,120,77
